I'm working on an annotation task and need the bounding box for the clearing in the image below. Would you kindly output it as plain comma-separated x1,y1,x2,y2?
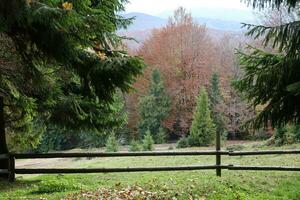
1,141,300,200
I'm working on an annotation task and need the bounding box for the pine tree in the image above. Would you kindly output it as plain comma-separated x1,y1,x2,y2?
0,0,144,175
234,0,300,128
129,140,142,152
105,132,119,152
142,130,154,151
138,69,170,140
208,73,226,137
209,73,221,106
156,127,167,144
189,87,216,146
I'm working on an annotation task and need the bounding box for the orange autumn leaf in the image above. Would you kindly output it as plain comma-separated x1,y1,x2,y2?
97,51,107,61
62,2,73,10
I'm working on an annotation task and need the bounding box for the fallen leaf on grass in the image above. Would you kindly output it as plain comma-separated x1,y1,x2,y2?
61,185,173,200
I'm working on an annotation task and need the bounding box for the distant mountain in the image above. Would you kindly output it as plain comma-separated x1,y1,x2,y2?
122,12,247,32
158,8,254,23
119,12,246,49
122,12,167,30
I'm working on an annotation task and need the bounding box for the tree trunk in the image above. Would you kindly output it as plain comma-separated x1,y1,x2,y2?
0,96,8,179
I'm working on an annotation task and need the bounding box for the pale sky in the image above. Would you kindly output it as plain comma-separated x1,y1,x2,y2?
125,0,251,15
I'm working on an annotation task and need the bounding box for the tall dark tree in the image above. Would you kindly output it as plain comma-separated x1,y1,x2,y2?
0,0,144,177
138,69,170,140
208,73,226,137
209,73,221,106
234,0,300,128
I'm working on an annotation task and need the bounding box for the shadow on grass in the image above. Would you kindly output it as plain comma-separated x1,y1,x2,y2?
0,178,41,192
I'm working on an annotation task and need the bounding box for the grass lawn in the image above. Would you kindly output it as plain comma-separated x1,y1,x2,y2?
1,141,300,200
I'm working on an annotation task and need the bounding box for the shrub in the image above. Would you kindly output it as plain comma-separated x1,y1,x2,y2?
176,137,189,149
292,124,300,142
156,127,167,144
129,140,142,152
105,132,119,152
33,178,80,194
142,130,154,151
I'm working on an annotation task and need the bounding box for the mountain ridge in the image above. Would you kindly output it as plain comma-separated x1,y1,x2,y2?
122,12,248,32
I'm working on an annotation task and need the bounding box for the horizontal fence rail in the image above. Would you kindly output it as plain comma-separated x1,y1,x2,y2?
15,165,228,174
228,165,300,171
12,151,228,159
229,150,300,156
2,149,300,182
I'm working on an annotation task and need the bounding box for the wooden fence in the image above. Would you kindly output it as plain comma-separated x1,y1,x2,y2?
1,149,300,182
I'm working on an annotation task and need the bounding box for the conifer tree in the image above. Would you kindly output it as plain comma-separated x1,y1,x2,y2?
189,87,216,146
105,132,119,152
208,73,226,137
234,0,300,128
142,130,154,151
138,69,170,140
0,0,144,176
209,73,221,106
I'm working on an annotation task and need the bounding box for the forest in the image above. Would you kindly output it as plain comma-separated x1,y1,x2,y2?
0,0,300,199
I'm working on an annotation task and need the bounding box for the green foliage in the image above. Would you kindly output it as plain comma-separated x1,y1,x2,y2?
189,87,216,146
273,124,300,146
209,73,221,106
155,127,167,144
208,73,226,137
105,132,119,152
176,137,190,149
142,130,154,151
234,3,300,129
33,178,81,194
0,0,144,152
291,124,300,142
129,140,142,152
138,69,170,138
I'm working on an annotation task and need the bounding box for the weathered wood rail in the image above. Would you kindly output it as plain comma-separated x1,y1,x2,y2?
1,149,300,182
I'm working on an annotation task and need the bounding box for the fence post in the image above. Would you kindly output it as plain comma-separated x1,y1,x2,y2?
8,154,15,182
216,130,221,177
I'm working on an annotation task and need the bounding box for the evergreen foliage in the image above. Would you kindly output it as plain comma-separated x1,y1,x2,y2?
176,137,190,148
208,73,226,138
142,130,154,151
234,1,300,128
0,0,144,152
138,69,170,139
189,87,216,146
105,132,119,152
155,127,167,144
209,73,221,106
129,140,142,152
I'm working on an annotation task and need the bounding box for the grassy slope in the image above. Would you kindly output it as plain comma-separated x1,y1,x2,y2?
1,142,300,200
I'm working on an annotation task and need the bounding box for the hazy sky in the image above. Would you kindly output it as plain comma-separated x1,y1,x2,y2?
125,0,251,15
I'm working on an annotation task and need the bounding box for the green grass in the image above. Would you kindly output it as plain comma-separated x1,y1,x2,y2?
1,142,300,200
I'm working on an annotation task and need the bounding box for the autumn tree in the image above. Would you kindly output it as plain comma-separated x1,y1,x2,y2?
137,7,216,136
0,0,144,177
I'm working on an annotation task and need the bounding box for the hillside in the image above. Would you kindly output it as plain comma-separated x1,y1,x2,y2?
122,12,247,32
119,12,246,49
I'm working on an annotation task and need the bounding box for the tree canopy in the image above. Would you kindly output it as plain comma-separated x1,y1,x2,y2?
0,0,144,136
138,69,170,139
234,0,300,128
